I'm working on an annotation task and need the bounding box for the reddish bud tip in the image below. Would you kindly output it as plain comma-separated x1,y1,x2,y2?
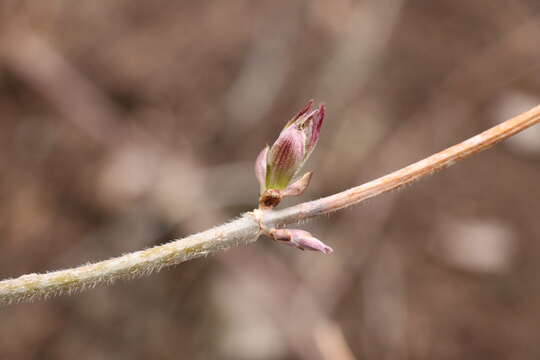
285,99,315,128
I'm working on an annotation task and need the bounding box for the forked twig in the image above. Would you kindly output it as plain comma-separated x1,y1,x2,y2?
1,105,540,306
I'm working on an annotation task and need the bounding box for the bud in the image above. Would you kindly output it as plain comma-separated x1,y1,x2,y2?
255,100,325,207
269,228,333,254
266,126,305,190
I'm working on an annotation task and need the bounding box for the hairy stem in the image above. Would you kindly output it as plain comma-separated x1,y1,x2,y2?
0,217,261,306
2,104,540,306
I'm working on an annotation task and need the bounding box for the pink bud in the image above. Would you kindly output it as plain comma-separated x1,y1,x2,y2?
270,228,333,254
266,126,305,190
255,100,326,203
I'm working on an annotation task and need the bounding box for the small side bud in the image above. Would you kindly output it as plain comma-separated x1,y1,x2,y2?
269,228,333,254
281,171,313,197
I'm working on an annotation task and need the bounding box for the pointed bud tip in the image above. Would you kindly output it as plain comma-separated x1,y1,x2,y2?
297,99,315,119
320,244,334,254
285,99,315,128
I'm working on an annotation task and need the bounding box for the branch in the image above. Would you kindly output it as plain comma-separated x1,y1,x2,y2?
2,104,540,306
265,105,540,226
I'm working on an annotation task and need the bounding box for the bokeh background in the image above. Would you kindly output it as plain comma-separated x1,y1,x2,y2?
2,1,540,359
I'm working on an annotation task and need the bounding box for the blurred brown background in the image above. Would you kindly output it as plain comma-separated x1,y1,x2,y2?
2,1,540,359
